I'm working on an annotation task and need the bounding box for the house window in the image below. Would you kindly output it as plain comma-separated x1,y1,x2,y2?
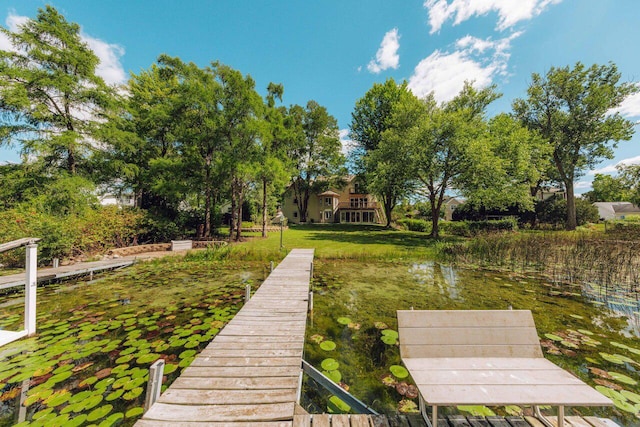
324,211,332,220
325,197,332,206
293,198,298,204
293,212,298,218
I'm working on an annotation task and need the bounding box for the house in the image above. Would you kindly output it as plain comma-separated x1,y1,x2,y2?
443,197,464,221
593,202,640,221
535,187,566,201
282,176,384,224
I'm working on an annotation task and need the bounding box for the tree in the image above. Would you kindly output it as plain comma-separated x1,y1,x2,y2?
213,62,264,241
583,173,630,202
290,101,345,222
513,62,638,230
412,83,500,238
618,164,640,206
258,83,292,237
350,79,419,227
96,62,182,215
0,6,115,175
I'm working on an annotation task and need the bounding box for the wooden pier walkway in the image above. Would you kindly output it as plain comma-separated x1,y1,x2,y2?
0,255,166,291
136,248,314,426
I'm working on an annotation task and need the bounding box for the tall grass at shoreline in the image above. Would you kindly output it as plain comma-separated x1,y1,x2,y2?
437,232,640,292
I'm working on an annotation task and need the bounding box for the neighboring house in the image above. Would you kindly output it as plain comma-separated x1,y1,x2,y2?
593,202,640,221
98,192,135,207
535,187,566,201
282,176,384,224
443,197,464,221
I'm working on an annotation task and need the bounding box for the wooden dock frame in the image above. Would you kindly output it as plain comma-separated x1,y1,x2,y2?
136,248,314,425
0,238,39,347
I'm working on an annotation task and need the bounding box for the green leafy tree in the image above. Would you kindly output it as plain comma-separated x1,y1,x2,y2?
618,164,640,206
258,83,292,237
212,62,264,241
513,62,638,230
412,83,500,238
0,6,115,175
583,173,630,202
350,79,419,227
290,101,345,222
97,62,182,215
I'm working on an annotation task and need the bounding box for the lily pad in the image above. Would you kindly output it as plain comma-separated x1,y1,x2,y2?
87,404,113,422
327,395,351,413
374,321,389,329
137,353,160,364
600,353,625,365
321,358,339,371
398,399,419,413
621,390,640,404
125,406,145,418
319,341,336,351
164,364,179,375
123,386,144,400
544,333,563,342
390,365,409,379
323,370,342,383
337,317,352,325
609,372,638,385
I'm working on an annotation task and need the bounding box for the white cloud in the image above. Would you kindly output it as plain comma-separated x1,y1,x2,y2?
425,0,563,33
610,88,640,119
339,129,356,156
82,33,126,85
574,180,592,190
367,28,400,74
590,155,640,175
408,32,520,102
0,12,126,86
0,12,28,51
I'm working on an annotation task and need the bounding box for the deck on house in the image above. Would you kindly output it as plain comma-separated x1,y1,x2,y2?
135,248,314,426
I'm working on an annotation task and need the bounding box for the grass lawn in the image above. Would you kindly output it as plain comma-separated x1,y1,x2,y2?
225,224,450,261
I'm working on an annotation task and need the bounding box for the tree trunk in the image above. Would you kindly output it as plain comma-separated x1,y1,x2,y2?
204,159,212,238
565,180,577,230
235,182,244,242
384,195,393,228
262,178,268,238
430,201,440,239
229,180,237,243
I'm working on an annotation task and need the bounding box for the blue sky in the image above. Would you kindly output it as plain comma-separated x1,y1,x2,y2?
1,0,639,193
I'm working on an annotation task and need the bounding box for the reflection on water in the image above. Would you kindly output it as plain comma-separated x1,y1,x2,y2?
409,262,460,301
583,282,640,337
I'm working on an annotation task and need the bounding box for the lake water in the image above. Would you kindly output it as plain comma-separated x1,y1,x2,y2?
303,259,640,425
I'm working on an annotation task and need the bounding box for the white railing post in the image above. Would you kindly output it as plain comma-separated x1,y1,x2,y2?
245,284,251,302
25,244,37,336
144,359,165,412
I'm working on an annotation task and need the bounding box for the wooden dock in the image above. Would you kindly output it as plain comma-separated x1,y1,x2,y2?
292,414,619,427
0,258,138,290
136,248,314,426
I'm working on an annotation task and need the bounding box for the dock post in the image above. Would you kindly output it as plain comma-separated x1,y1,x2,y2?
270,261,274,272
310,262,313,279
245,284,251,302
25,244,37,336
309,291,313,312
53,258,59,268
144,359,165,412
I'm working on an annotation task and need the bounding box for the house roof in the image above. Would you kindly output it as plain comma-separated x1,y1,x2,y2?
318,190,340,197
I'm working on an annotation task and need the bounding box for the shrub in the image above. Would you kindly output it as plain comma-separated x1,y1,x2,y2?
536,197,599,226
397,218,431,233
606,220,640,239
